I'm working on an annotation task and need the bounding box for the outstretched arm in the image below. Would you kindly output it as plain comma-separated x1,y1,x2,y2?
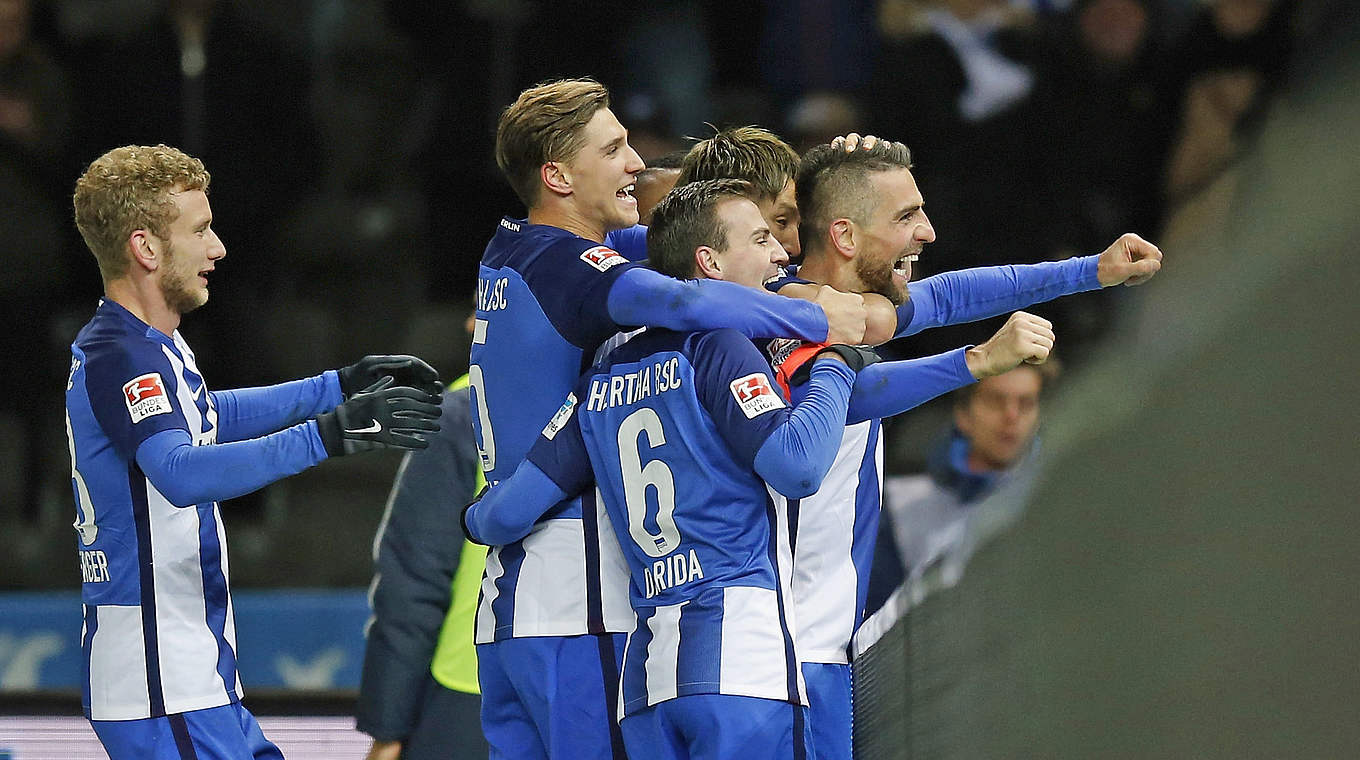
900,234,1163,338
136,422,329,505
210,372,342,442
607,267,868,345
841,350,974,424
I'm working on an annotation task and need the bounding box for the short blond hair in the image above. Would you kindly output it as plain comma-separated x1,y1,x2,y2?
495,78,610,209
73,144,210,283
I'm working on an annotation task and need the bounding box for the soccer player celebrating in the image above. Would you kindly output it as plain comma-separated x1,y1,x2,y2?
466,179,865,758
773,137,1163,759
471,79,866,759
66,145,443,759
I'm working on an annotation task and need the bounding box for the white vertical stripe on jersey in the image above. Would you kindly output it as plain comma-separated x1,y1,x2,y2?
511,519,587,635
769,486,808,705
718,586,802,702
87,605,151,720
475,547,506,644
792,421,874,665
151,345,234,713
643,602,684,706
595,494,634,630
145,482,231,713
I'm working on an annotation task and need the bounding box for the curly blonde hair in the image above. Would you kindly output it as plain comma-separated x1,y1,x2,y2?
73,144,210,283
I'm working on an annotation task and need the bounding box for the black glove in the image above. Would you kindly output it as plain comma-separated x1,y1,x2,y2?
338,355,443,398
316,377,442,456
460,484,491,546
787,344,881,386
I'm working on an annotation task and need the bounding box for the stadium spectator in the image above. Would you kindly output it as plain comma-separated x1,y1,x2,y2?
66,144,442,759
784,91,866,154
1163,0,1293,205
0,0,75,518
1028,0,1176,355
470,78,865,760
876,363,1054,598
356,368,488,760
868,0,1045,287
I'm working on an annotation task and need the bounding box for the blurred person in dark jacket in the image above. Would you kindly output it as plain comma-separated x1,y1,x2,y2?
1163,0,1293,204
357,373,488,760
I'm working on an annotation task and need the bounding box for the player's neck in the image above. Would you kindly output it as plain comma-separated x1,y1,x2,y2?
104,279,180,336
528,203,607,244
794,251,862,295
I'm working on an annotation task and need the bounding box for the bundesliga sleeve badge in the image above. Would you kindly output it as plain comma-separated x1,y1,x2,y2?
579,245,627,272
123,372,173,423
730,372,786,419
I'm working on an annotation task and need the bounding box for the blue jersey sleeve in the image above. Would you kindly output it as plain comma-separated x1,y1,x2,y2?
210,371,343,442
798,348,975,424
83,337,194,461
134,422,330,505
516,237,644,349
609,268,830,341
690,330,855,497
604,224,649,262
900,256,1100,337
465,392,595,545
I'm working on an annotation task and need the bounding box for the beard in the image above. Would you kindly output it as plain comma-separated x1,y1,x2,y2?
855,252,908,306
158,242,207,314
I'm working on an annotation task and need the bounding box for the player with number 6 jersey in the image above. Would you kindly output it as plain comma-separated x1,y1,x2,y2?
466,326,860,758
472,80,865,759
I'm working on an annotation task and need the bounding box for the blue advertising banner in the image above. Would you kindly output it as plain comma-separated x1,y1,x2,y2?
0,590,370,692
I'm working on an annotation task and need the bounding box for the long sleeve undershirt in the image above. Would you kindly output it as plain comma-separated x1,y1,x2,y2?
608,267,830,342
898,255,1100,337
209,371,343,442
840,349,975,424
135,422,330,506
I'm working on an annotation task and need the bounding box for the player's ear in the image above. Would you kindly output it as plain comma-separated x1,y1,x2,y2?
829,218,856,260
695,245,723,280
128,229,160,272
541,161,572,198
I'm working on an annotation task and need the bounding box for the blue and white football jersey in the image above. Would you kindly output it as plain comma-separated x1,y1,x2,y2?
471,218,647,642
529,328,809,717
769,342,886,666
66,299,238,720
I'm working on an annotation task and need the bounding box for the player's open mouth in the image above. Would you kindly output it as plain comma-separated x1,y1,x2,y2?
892,254,917,277
617,184,636,204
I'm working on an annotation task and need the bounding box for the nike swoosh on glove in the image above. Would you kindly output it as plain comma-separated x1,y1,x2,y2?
315,377,442,456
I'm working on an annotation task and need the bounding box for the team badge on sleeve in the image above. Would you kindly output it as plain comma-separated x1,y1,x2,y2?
579,246,627,272
730,373,786,419
123,373,173,423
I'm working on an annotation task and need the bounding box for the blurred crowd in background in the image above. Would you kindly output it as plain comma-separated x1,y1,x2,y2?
0,0,1321,588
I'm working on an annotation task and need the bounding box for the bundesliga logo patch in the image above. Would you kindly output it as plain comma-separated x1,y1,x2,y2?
579,246,627,272
123,373,172,423
730,373,786,419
